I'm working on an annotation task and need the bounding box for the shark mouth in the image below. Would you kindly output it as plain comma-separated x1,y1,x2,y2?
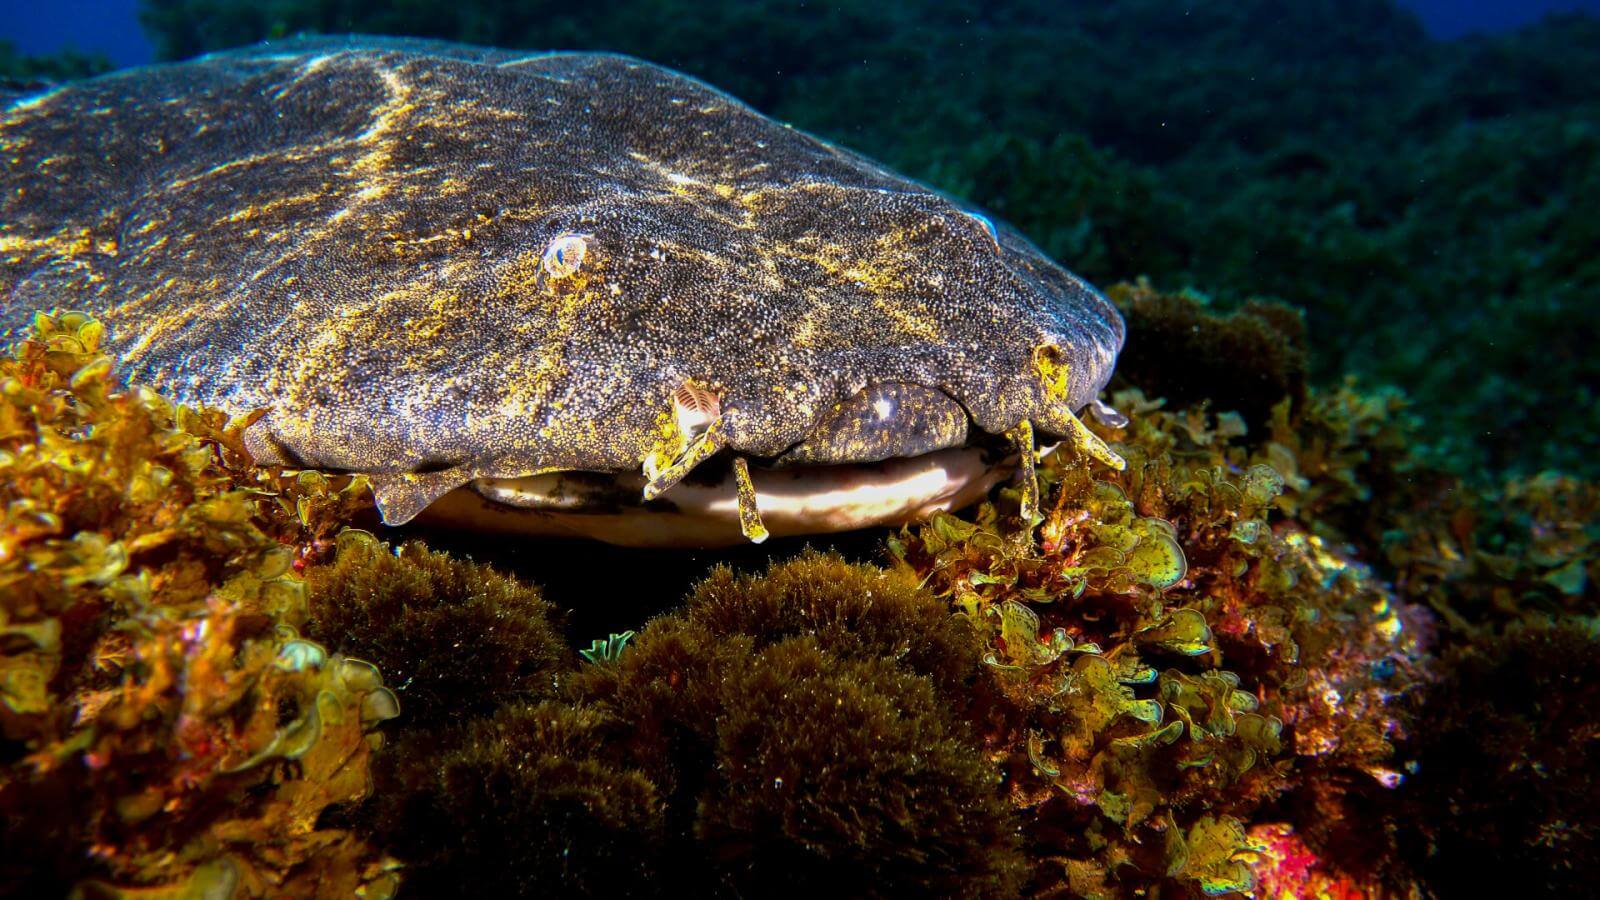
413,444,1025,548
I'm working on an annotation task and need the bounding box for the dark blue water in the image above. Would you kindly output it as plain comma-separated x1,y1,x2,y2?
2,0,1599,65
1403,0,1600,36
0,0,153,65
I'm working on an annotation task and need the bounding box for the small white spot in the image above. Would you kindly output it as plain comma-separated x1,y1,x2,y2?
872,397,894,420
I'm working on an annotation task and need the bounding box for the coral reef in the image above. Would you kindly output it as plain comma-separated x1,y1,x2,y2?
0,313,399,896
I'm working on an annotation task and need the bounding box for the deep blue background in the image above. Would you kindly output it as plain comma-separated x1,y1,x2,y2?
2,0,1600,68
1405,0,1600,36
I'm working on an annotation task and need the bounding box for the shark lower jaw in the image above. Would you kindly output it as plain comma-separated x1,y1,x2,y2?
413,445,1019,548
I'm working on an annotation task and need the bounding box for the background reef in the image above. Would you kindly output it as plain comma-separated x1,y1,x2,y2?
2,1,1598,897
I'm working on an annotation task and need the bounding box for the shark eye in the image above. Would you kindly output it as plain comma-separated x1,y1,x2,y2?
542,232,590,278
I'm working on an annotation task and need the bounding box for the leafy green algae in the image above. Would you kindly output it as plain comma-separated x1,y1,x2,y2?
0,313,399,897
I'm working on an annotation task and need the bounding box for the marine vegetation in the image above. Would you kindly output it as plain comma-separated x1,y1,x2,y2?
0,312,398,897
287,286,1446,894
316,542,1025,897
886,392,1430,894
0,41,110,84
302,533,569,728
1397,623,1600,894
1109,280,1307,430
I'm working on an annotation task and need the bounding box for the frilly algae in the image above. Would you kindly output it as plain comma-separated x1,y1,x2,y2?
889,346,1431,894
0,312,398,897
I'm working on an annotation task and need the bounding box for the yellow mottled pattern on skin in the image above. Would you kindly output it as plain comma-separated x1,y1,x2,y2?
0,36,1123,520
1033,344,1075,405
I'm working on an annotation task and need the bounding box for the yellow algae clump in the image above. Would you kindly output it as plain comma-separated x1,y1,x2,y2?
1124,518,1189,590
0,313,398,897
889,361,1428,895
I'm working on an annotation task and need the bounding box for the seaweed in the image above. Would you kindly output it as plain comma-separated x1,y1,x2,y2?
304,530,569,728
568,555,1028,896
370,701,663,898
1110,280,1308,430
0,40,111,86
358,551,1024,897
0,313,399,896
886,371,1434,893
1396,624,1600,894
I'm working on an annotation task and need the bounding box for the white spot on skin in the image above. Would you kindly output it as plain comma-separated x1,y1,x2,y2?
872,397,894,420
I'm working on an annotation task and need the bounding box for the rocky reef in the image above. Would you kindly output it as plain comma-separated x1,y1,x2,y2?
5,297,1592,896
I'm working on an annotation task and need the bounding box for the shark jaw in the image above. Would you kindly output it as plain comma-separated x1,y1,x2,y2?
413,445,1023,548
